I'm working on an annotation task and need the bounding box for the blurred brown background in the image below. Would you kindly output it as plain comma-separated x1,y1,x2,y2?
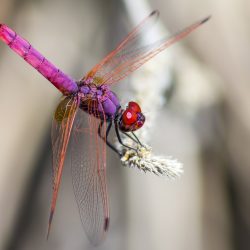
0,0,249,249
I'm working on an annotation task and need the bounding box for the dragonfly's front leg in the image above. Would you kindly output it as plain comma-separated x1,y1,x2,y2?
114,120,138,153
98,120,122,157
120,131,145,148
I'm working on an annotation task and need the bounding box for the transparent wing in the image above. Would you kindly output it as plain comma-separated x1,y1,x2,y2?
84,10,209,85
83,10,159,85
71,99,109,245
47,95,79,238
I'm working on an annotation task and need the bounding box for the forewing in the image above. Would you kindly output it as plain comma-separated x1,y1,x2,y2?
71,100,109,245
47,95,79,238
84,12,209,85
84,10,159,85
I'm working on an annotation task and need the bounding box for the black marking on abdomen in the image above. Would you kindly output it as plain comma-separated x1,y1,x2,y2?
8,32,17,46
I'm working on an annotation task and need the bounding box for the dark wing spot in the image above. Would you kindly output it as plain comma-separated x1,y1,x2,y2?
150,10,160,17
104,217,110,231
200,15,211,24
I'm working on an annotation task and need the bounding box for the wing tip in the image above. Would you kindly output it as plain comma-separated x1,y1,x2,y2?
90,217,110,246
46,210,54,240
200,15,211,25
104,217,110,231
150,10,160,18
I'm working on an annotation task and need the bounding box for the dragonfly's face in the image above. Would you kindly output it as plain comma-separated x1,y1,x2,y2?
119,101,145,132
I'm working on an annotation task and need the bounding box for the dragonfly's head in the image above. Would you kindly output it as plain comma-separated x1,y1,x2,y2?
119,102,145,132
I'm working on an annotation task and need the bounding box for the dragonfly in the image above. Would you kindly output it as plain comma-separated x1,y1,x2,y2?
0,10,210,245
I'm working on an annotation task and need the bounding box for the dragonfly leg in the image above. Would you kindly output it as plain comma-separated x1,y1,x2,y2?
114,120,137,152
121,131,144,147
121,131,137,143
98,120,122,157
131,131,145,147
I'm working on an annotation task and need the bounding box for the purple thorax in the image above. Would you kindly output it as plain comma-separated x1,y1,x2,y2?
79,81,120,118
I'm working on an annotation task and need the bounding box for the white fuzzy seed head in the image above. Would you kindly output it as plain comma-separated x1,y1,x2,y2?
120,144,183,179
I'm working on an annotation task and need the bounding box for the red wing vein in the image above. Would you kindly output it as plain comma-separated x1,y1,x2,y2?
70,99,109,245
83,13,209,86
47,96,79,238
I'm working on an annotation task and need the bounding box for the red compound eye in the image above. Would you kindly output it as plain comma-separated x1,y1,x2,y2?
128,101,141,113
122,109,137,125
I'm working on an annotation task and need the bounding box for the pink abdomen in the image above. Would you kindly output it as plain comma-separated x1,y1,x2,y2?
0,24,78,95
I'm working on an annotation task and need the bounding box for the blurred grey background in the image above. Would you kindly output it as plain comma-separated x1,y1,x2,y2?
0,0,249,249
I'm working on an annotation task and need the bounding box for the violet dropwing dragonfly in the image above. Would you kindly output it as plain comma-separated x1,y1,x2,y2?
0,11,210,245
